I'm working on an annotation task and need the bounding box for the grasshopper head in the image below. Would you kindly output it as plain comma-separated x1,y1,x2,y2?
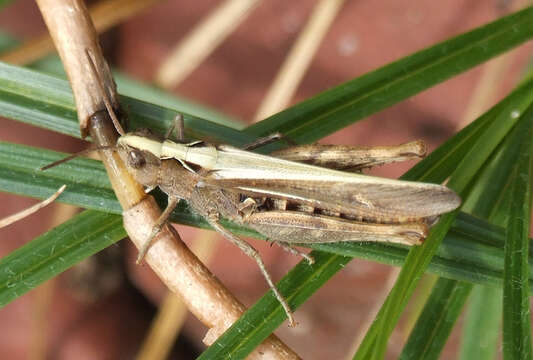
117,142,162,189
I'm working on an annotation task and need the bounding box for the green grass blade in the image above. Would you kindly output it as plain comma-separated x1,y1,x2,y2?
245,6,533,143
0,61,252,146
30,55,244,129
362,213,459,360
196,251,351,360
354,83,533,360
3,141,533,292
0,61,79,136
457,106,533,360
399,279,473,360
0,141,120,213
354,128,518,359
397,104,533,360
0,30,243,131
462,104,533,360
405,77,533,184
502,109,533,360
312,212,533,291
0,210,125,306
459,286,502,360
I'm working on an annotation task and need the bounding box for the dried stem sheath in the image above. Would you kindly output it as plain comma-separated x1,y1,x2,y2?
35,0,298,357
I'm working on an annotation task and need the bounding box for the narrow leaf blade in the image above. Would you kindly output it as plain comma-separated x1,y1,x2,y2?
246,6,533,144
502,109,533,360
459,286,502,360
0,210,125,306
399,279,473,360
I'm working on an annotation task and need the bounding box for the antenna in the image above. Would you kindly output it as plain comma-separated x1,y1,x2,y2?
40,145,115,171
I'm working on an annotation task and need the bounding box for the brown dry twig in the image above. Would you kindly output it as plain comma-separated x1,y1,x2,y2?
34,0,299,358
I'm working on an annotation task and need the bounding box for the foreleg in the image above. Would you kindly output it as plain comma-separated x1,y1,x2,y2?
136,197,180,263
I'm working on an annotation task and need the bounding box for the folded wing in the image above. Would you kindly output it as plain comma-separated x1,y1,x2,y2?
205,145,461,221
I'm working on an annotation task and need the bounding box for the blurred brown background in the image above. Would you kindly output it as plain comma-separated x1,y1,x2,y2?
0,0,531,359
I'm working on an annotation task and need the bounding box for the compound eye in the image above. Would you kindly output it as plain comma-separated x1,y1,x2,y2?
127,149,146,169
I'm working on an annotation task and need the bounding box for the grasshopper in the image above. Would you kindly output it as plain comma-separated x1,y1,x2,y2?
43,51,460,326
112,114,461,326
45,109,460,326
